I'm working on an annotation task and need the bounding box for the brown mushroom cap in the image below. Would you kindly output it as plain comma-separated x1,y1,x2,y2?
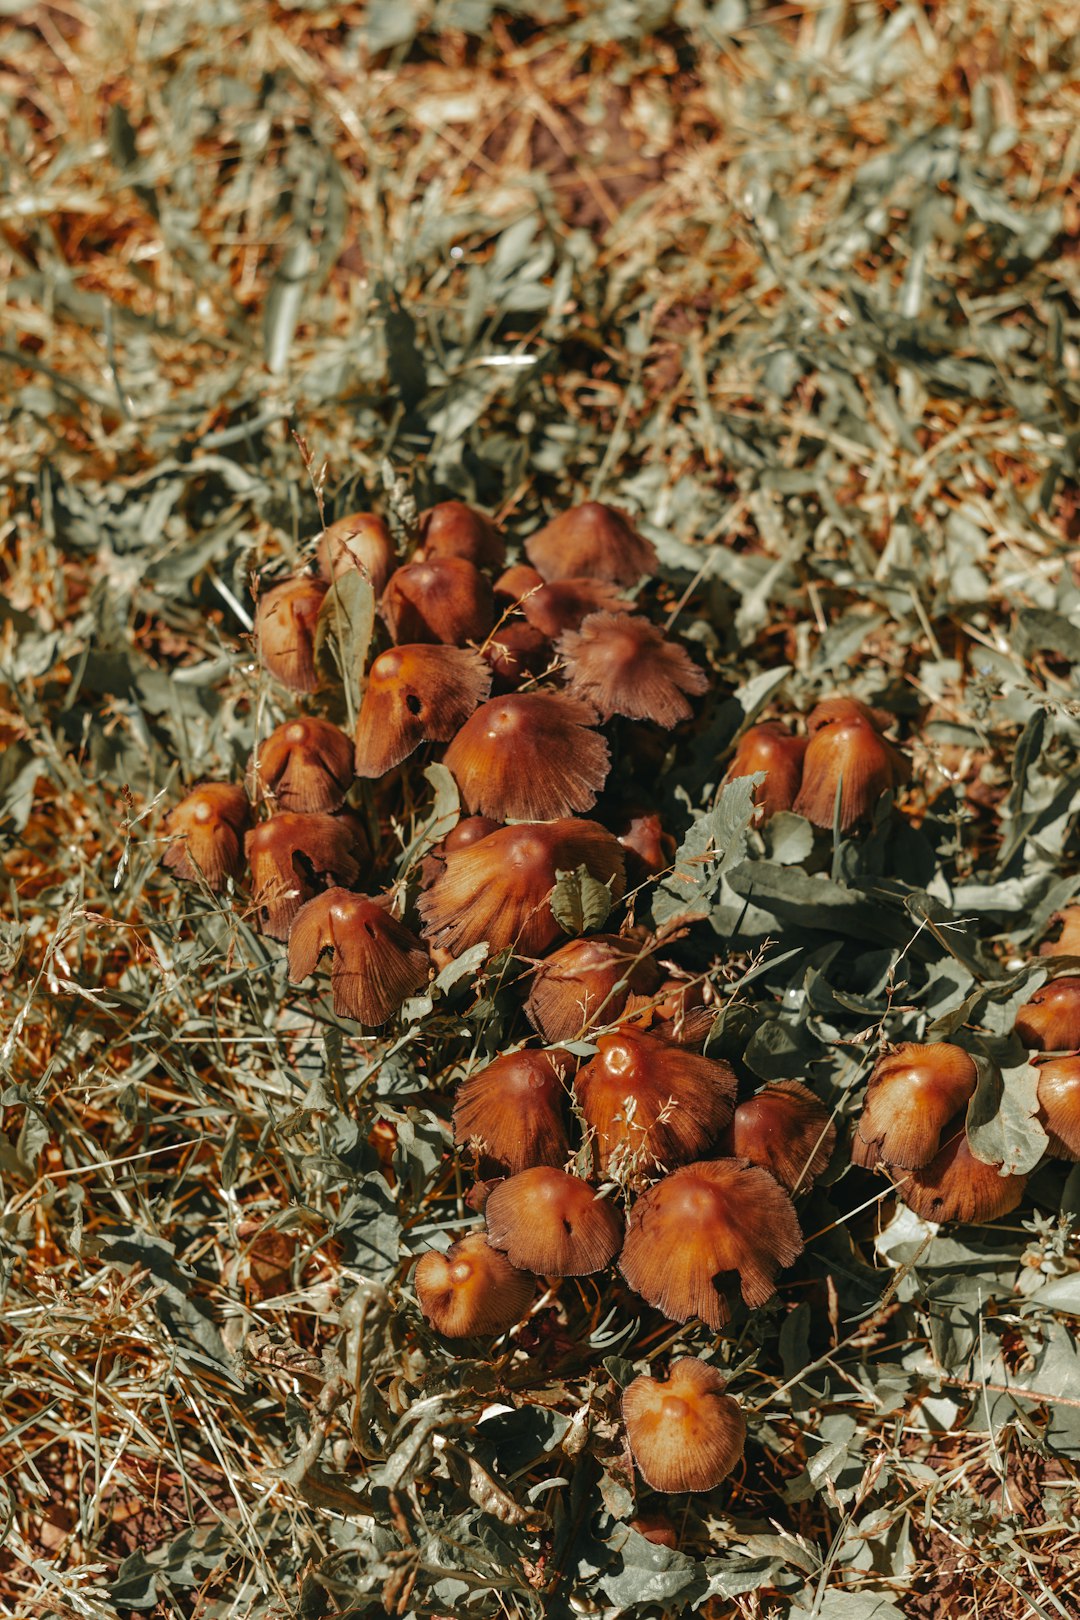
575,1029,737,1178
418,815,502,892
851,1043,978,1171
484,621,552,690
505,574,631,640
525,935,664,1043
354,644,492,778
444,692,611,822
254,576,329,693
418,817,626,957
719,1080,836,1193
557,613,709,726
622,1358,746,1494
316,512,396,597
792,697,909,830
627,1512,679,1548
1035,1054,1080,1159
619,1159,803,1329
1040,908,1080,958
1015,978,1080,1051
162,782,252,889
249,717,355,814
245,813,365,940
381,557,495,646
417,501,505,572
613,807,677,881
414,1231,534,1336
891,1119,1027,1223
485,1166,623,1275
723,723,808,822
453,1048,573,1174
288,888,428,1025
525,502,658,585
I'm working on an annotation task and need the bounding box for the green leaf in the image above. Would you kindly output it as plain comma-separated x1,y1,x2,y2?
551,864,615,935
653,774,760,927
315,568,375,728
965,1055,1047,1174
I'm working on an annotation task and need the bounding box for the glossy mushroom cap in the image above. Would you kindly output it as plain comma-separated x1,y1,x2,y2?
162,783,252,889
525,502,658,585
444,692,610,822
558,613,709,726
288,889,428,1025
622,1358,746,1494
525,935,663,1043
316,512,396,597
485,1167,623,1275
494,563,545,601
627,1513,679,1548
416,501,505,572
249,717,355,814
381,557,495,646
245,813,365,939
512,576,631,640
724,723,808,822
255,576,329,693
418,818,626,957
620,1159,803,1329
1015,978,1080,1051
1035,1054,1080,1159
852,1043,978,1171
613,808,676,881
354,645,492,778
414,1232,533,1337
719,1080,835,1193
575,1029,737,1178
453,1048,573,1174
891,1119,1027,1224
484,621,552,690
792,697,909,830
1040,908,1080,958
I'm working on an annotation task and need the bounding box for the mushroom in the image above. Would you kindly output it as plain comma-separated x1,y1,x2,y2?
414,1232,534,1337
245,813,365,940
524,935,663,1043
485,1167,623,1275
483,620,552,691
443,692,610,822
1040,908,1080,958
288,889,428,1025
619,1159,803,1329
557,613,709,726
718,1080,835,1193
494,567,631,639
627,1513,679,1548
418,818,626,956
453,1048,573,1174
381,557,495,645
354,645,492,778
723,723,807,822
612,806,677,881
525,502,658,585
162,782,252,890
1034,1054,1080,1159
851,1042,978,1170
248,717,355,814
574,1029,737,1179
254,576,329,693
622,1358,746,1494
418,816,501,891
891,1119,1027,1224
416,501,505,572
792,697,909,829
316,512,396,597
1015,978,1080,1051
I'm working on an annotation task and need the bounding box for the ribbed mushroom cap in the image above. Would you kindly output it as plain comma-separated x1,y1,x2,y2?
613,808,676,880
525,502,658,585
891,1119,1027,1224
619,1160,803,1329
316,512,396,597
511,576,631,640
417,501,505,572
485,1167,623,1275
792,697,909,829
1040,908,1080,958
575,1029,737,1178
1035,1054,1080,1159
354,644,492,778
484,621,552,690
418,815,501,892
852,1042,978,1171
524,935,663,1043
249,717,355,814
558,614,709,726
162,782,252,889
453,1048,573,1174
623,1358,746,1494
724,723,808,821
444,692,610,822
719,1080,835,1193
381,557,495,646
255,576,329,693
1015,978,1080,1051
418,818,626,956
245,813,365,940
414,1232,534,1337
288,889,427,1025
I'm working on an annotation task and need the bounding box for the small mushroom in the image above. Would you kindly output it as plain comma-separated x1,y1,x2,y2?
612,806,676,881
1040,908,1080,958
414,1232,534,1336
162,783,252,890
792,696,909,829
575,1029,737,1178
416,501,505,572
418,815,501,891
1015,978,1080,1051
245,813,365,940
719,1080,835,1193
723,723,808,822
444,692,610,822
381,557,495,645
255,576,329,693
248,717,355,813
558,613,708,725
485,1166,624,1275
525,935,663,1043
354,645,492,778
891,1119,1027,1224
622,1358,746,1494
288,889,428,1025
1034,1053,1080,1159
851,1042,978,1170
525,502,658,585
453,1048,573,1174
316,512,396,597
494,567,630,639
484,620,552,690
